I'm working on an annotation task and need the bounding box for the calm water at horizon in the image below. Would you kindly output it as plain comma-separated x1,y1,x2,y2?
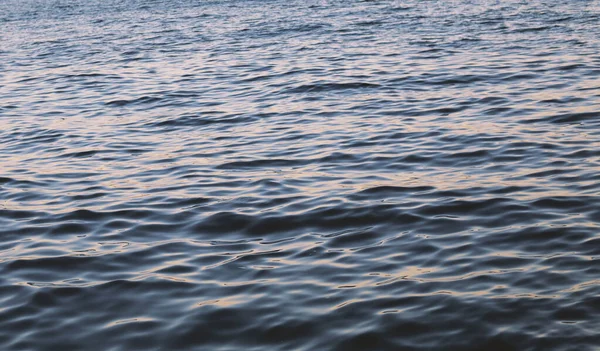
1,0,600,350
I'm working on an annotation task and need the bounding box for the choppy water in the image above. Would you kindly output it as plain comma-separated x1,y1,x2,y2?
2,0,600,350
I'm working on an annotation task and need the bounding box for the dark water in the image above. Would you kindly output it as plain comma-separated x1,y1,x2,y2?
2,0,600,350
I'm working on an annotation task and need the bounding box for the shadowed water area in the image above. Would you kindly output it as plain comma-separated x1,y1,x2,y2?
1,0,600,350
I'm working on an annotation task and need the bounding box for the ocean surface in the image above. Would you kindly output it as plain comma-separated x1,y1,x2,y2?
1,0,600,350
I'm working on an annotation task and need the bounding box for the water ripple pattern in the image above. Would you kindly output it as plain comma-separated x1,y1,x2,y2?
1,0,600,350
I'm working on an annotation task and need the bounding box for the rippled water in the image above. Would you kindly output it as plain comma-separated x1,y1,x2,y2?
2,0,600,350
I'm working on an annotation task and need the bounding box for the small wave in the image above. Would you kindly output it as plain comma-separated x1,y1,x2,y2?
285,82,382,94
105,96,162,107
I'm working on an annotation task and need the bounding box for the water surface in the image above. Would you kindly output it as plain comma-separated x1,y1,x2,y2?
1,0,600,350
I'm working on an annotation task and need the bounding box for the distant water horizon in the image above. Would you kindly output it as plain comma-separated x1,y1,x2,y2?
1,0,599,350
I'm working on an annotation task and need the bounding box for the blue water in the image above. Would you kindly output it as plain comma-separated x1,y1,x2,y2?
1,0,600,350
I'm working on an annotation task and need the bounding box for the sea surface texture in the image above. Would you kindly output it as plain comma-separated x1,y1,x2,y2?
1,0,600,350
